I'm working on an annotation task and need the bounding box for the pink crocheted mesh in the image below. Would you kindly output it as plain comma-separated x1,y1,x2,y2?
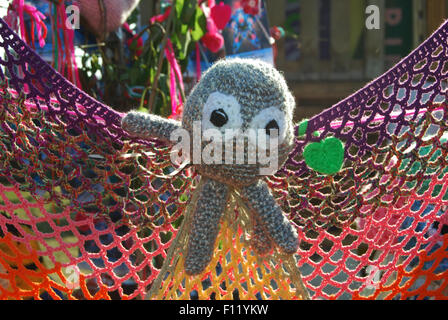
0,16,447,299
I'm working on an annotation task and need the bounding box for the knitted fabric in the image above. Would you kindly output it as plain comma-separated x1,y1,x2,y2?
182,58,296,187
122,58,299,274
184,178,229,275
78,0,140,36
0,16,447,299
241,180,299,254
122,112,182,144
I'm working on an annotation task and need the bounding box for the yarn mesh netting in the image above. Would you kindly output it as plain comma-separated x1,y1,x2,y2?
0,16,447,300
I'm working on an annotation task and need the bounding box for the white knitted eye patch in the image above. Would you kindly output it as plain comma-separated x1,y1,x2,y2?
247,107,289,148
202,91,243,140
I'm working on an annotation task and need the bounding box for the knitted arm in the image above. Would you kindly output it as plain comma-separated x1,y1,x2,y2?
185,178,229,275
121,111,182,144
241,180,299,254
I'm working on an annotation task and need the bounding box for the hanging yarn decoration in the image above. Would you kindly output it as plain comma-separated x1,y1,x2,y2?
200,0,230,53
51,1,82,88
7,0,48,48
228,7,261,53
210,1,232,30
164,39,185,120
150,6,172,25
241,0,261,16
77,0,141,37
270,26,285,62
0,15,447,300
123,23,143,57
6,0,82,88
303,137,345,175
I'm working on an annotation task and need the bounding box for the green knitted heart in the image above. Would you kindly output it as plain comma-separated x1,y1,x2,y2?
303,137,344,175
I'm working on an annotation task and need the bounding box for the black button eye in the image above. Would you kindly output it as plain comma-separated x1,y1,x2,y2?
265,120,280,136
210,109,228,127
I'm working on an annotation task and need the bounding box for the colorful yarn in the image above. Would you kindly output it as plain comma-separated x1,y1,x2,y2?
165,38,184,119
0,16,447,299
11,0,48,48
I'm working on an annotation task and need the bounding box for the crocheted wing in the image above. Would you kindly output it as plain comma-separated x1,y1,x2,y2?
0,18,194,298
270,21,448,233
259,20,448,300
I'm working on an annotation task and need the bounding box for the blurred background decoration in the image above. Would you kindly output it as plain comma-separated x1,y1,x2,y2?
0,0,286,119
269,0,447,120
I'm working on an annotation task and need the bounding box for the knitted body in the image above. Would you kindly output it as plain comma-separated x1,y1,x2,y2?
122,59,299,275
184,178,229,275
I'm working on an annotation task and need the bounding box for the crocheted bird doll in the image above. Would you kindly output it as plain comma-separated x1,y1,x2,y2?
121,59,299,275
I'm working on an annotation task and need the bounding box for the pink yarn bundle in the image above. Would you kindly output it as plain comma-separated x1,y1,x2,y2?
78,0,140,36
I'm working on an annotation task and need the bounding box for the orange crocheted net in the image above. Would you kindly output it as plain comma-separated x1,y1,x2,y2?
353,235,448,300
0,231,112,300
0,171,446,300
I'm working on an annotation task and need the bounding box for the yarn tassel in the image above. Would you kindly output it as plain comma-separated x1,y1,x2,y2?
164,38,185,118
196,42,201,82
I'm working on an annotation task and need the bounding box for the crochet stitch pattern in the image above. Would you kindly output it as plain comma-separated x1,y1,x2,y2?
0,15,447,299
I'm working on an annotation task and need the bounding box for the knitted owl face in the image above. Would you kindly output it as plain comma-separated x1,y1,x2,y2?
182,59,296,187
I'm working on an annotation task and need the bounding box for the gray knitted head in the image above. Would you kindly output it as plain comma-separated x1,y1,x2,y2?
182,58,296,187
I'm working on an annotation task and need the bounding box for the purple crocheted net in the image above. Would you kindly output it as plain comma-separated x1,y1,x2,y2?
282,19,448,176
0,18,158,148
